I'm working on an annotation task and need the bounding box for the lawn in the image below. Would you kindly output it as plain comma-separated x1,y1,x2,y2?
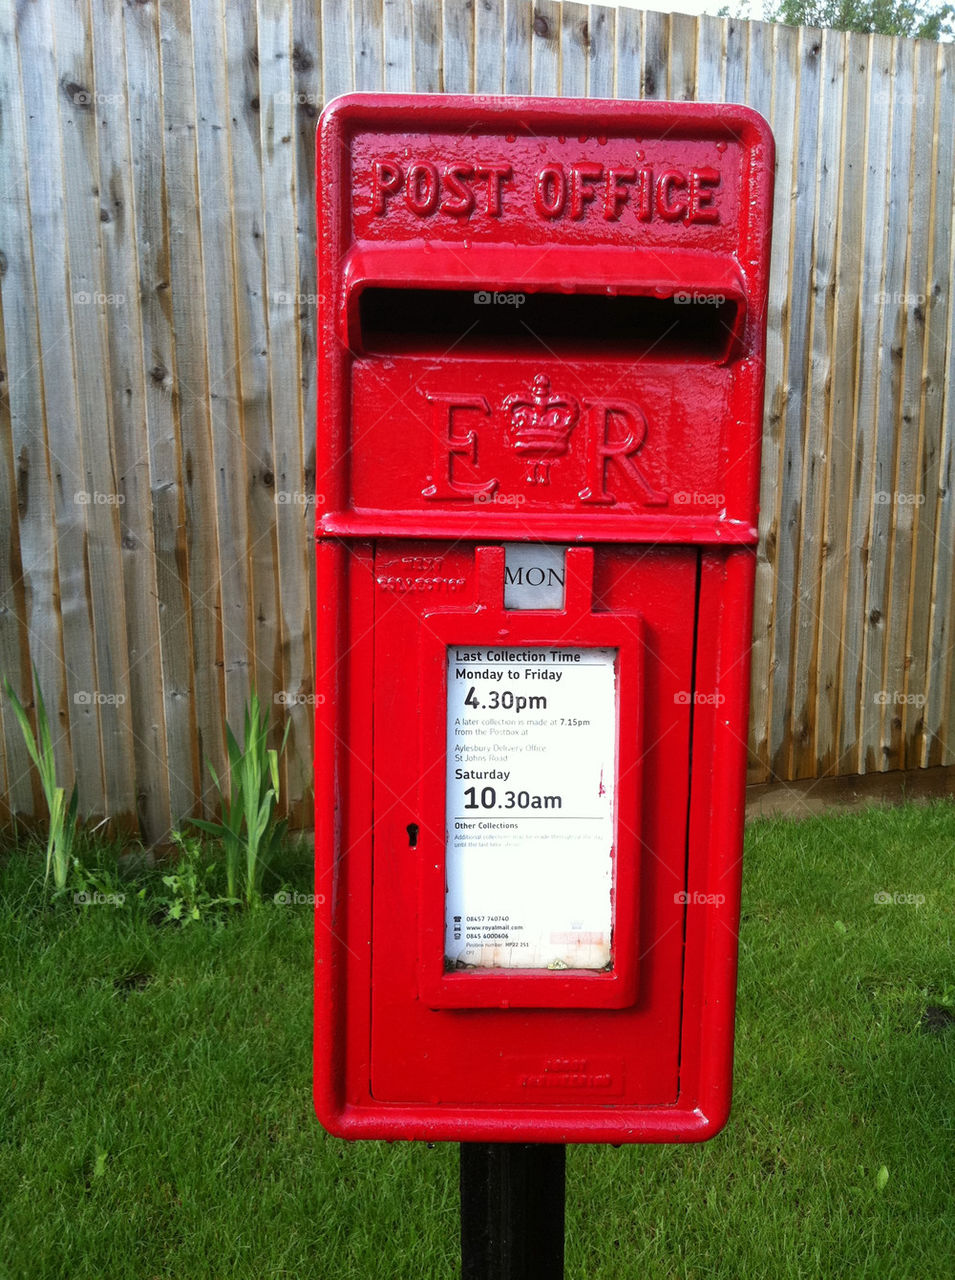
1,804,953,1279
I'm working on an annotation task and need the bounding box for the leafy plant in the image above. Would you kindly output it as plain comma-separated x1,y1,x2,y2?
70,854,142,911
3,667,79,892
190,692,291,907
158,831,236,925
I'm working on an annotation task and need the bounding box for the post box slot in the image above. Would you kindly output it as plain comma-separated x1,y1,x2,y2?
357,287,740,361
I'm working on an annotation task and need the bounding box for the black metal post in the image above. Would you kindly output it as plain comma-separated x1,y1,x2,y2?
460,1142,566,1280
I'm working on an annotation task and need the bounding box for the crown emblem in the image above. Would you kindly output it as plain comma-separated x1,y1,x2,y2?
504,375,579,455
503,375,580,484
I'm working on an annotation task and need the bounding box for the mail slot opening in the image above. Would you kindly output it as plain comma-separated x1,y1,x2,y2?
357,287,741,361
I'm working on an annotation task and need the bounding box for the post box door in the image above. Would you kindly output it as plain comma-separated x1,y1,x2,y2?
367,542,698,1109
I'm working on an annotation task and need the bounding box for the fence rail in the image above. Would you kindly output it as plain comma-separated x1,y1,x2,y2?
1,0,954,840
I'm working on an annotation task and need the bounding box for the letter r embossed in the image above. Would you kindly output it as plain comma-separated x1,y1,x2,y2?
579,402,668,507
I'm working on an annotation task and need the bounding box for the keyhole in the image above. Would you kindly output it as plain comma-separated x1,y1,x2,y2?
406,823,419,848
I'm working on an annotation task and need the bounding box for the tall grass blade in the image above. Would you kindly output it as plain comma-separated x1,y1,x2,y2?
3,667,80,891
189,690,292,907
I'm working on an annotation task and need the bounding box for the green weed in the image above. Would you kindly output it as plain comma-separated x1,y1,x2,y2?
157,831,238,925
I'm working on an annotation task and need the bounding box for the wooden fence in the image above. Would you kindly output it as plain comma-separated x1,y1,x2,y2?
1,0,954,840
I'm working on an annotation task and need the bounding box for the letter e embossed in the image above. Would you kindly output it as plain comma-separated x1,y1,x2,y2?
422,393,497,501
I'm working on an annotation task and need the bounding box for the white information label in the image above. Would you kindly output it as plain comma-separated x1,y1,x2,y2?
445,645,617,970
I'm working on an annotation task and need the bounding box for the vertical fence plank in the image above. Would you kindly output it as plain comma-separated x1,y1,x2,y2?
641,9,667,100
442,0,473,93
871,35,919,770
936,133,955,767
295,0,323,111
858,35,914,773
192,0,256,742
293,0,321,727
159,0,229,807
88,0,170,837
322,0,355,99
724,16,748,106
751,19,797,781
588,3,615,99
842,34,893,775
771,26,821,781
887,38,938,769
560,2,589,98
789,29,844,781
475,0,504,94
355,0,384,90
412,0,441,91
613,4,642,100
922,42,955,767
0,11,60,817
257,0,313,818
384,0,413,91
743,17,773,121
53,0,139,823
531,0,560,96
742,18,772,784
17,0,104,812
814,29,867,781
122,0,199,826
833,33,877,775
668,13,697,102
695,15,724,102
224,0,283,747
504,0,532,94
0,284,22,819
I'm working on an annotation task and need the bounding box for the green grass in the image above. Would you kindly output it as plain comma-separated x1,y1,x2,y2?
1,804,953,1279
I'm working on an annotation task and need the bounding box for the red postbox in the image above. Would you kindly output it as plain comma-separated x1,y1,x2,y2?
314,94,774,1144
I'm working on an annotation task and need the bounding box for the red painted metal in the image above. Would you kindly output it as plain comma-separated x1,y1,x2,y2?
314,94,774,1143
